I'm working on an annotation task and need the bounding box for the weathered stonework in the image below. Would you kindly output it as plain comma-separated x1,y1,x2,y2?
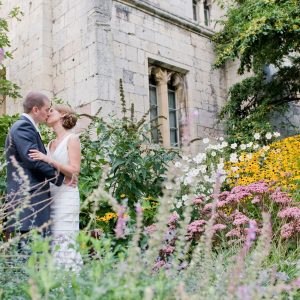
2,0,237,149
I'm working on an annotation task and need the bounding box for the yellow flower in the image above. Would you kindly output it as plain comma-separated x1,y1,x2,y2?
120,194,126,199
96,212,118,223
226,135,300,192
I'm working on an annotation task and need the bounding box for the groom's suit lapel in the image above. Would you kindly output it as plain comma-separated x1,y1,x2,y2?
20,115,47,154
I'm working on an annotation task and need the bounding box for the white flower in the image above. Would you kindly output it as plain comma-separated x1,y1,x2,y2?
199,165,207,173
246,153,253,160
230,143,237,149
229,153,238,163
219,137,224,141
193,153,206,164
165,183,173,190
182,195,189,202
254,133,261,140
184,177,193,185
176,201,183,209
217,162,225,173
273,131,281,138
188,168,199,177
265,132,272,140
183,166,189,172
240,144,247,150
239,155,244,162
211,151,217,157
246,142,253,148
203,138,210,144
231,166,239,172
253,144,260,150
262,145,270,151
221,141,228,148
174,161,182,168
204,175,210,182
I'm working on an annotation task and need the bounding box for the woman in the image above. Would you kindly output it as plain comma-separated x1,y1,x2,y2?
29,104,82,272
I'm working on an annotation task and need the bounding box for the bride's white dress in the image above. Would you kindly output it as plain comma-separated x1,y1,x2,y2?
48,133,83,272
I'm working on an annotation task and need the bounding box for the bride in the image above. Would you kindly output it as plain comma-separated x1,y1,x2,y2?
29,104,82,272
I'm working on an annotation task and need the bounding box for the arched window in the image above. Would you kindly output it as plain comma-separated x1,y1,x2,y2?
148,66,187,148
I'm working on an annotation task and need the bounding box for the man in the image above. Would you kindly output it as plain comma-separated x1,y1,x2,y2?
5,91,64,237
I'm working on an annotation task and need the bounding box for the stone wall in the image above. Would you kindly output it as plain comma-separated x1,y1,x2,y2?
112,0,227,146
1,0,53,114
2,0,233,149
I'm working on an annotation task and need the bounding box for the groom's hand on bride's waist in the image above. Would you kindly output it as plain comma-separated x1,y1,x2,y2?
64,174,78,187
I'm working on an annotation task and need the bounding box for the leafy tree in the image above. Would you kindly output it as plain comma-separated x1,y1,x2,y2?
0,3,22,99
214,0,300,142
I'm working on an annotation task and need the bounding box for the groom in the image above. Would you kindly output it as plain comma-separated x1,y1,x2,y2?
5,92,65,237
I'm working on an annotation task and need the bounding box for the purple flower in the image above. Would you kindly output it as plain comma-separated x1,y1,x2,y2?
115,205,127,238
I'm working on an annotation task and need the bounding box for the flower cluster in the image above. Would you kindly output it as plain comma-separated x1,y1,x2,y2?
190,180,298,241
226,134,300,191
96,212,118,223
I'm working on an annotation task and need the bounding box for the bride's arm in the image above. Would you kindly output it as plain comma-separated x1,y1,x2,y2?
29,136,81,178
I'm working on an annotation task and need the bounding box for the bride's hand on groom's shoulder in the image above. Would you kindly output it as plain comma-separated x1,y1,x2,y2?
29,149,51,164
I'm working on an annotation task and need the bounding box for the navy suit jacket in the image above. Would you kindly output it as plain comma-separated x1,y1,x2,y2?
5,115,64,233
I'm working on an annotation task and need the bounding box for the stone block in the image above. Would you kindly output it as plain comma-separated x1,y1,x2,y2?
53,74,65,92
123,69,134,84
135,26,155,41
126,45,138,62
119,19,135,34
113,42,126,58
133,73,144,86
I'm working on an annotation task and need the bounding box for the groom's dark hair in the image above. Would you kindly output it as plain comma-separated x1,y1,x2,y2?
23,92,49,113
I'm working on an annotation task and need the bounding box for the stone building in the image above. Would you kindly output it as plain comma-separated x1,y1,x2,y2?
1,0,240,149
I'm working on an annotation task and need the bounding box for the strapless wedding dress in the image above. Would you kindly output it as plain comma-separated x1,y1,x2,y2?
48,133,82,272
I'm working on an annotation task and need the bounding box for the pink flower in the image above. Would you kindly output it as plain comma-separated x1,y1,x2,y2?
187,220,206,233
280,221,300,239
251,196,261,204
193,195,205,205
161,245,175,255
212,223,226,232
247,181,269,193
217,200,227,208
202,203,213,213
144,224,157,235
168,212,179,224
226,228,241,238
187,220,206,239
153,260,166,271
233,212,249,225
270,189,292,204
278,207,300,219
280,223,294,239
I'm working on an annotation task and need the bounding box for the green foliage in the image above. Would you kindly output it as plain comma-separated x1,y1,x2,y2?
79,80,177,230
214,0,300,142
214,0,300,73
0,114,19,197
0,4,23,99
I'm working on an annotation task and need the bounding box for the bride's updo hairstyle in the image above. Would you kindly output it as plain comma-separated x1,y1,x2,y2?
54,104,78,130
